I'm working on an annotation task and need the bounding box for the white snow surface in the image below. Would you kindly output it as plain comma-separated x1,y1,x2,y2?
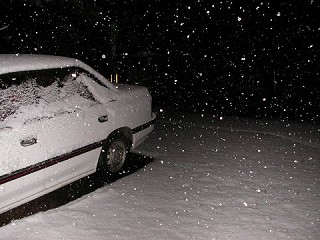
0,112,319,240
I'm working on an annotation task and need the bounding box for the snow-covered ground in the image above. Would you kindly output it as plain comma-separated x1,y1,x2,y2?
0,112,319,240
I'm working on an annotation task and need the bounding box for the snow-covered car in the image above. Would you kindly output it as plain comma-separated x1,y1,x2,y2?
0,54,156,214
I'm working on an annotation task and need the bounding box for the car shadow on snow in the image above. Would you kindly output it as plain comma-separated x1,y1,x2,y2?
0,152,153,227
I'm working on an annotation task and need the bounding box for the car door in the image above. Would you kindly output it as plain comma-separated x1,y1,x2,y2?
40,71,115,190
0,75,46,212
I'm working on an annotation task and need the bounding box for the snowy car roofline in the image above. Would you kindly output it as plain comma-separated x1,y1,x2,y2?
0,54,117,91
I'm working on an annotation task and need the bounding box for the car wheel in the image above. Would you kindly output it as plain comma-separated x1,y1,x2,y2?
106,139,127,172
97,136,129,178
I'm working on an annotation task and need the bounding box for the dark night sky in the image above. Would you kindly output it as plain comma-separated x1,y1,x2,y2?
1,0,319,121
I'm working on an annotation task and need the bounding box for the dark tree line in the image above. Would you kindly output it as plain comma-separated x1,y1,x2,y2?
1,0,319,121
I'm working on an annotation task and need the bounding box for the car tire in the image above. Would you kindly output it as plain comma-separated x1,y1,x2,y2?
97,135,129,179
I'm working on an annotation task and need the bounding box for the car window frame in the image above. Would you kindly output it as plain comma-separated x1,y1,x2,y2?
0,66,109,123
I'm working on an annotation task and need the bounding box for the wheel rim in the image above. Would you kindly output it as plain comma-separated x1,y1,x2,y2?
106,140,126,172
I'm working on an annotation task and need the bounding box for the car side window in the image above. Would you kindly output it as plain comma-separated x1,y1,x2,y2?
0,72,40,122
0,68,97,122
38,68,96,104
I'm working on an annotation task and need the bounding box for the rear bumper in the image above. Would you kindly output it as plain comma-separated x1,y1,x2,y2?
132,113,156,148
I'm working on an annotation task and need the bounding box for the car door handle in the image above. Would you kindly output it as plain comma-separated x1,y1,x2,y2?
20,138,37,147
98,115,108,123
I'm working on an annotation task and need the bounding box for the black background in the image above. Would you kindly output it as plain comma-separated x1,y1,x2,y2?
1,0,319,121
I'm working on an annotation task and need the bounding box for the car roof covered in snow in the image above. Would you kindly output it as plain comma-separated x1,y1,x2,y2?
0,54,117,91
0,54,80,74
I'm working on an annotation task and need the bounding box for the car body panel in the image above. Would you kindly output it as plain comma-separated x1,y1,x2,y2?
0,121,46,213
42,103,113,189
